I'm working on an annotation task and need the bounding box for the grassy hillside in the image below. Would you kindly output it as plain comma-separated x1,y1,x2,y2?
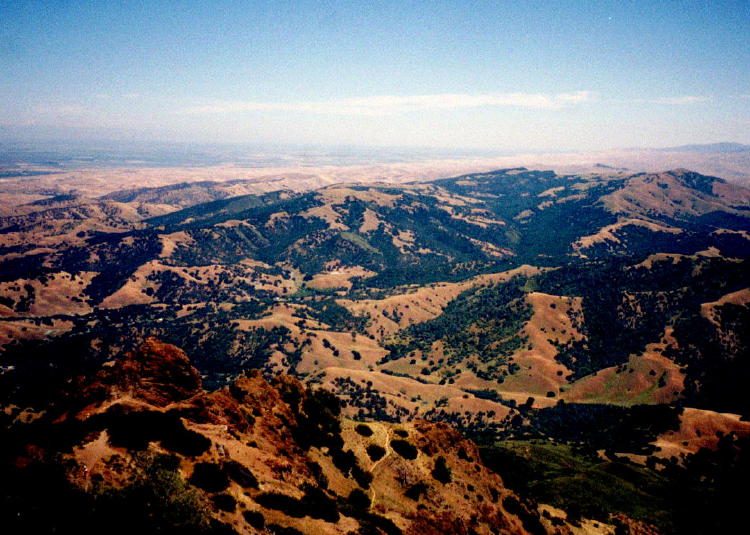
2,167,750,534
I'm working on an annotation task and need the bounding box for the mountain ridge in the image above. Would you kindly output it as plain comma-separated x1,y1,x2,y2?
2,337,590,535
658,142,750,154
1,166,749,533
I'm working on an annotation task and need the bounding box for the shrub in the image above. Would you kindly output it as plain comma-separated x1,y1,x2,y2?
242,510,265,530
189,463,230,493
307,461,329,489
390,439,418,460
348,488,371,511
207,519,237,535
299,485,340,522
366,444,386,462
503,495,547,534
293,388,343,450
161,426,212,457
357,514,403,535
98,407,211,456
211,493,236,512
255,485,339,522
101,409,167,450
223,460,258,489
255,492,304,518
332,448,357,475
355,423,374,437
431,456,452,484
404,482,428,501
5,452,215,535
351,464,373,489
150,453,181,472
503,495,522,514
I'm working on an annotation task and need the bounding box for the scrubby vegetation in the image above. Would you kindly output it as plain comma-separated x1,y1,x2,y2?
223,460,258,489
390,439,418,460
1,167,749,534
366,444,386,462
189,463,230,493
93,408,212,456
431,456,452,483
384,277,533,383
520,403,683,454
479,430,750,535
539,255,750,384
355,423,373,437
404,482,428,500
242,510,265,530
255,485,340,523
0,453,230,535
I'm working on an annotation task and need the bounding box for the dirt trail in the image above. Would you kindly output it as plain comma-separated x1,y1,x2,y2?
369,426,393,474
368,426,394,504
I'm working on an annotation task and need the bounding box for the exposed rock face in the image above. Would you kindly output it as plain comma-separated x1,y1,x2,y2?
72,337,203,410
107,337,203,406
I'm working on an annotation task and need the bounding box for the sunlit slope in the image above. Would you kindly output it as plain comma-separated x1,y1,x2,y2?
0,168,748,427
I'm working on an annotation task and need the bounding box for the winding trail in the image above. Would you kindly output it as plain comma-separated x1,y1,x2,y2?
369,426,394,474
367,426,394,504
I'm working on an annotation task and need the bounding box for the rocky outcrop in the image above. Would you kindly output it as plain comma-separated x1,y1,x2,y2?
69,337,203,412
2,339,567,535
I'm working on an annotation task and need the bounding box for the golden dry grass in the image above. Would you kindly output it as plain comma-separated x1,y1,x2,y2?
338,265,541,339
700,288,750,325
300,202,349,230
307,265,376,291
561,328,684,406
99,260,297,309
437,204,506,229
652,408,750,460
494,292,582,398
603,171,750,220
573,218,682,253
316,367,511,424
317,186,402,207
0,271,97,317
0,318,74,348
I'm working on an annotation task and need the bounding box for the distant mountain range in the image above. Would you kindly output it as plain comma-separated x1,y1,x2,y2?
659,142,750,153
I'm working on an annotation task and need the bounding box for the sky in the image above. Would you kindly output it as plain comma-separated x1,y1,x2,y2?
1,0,749,151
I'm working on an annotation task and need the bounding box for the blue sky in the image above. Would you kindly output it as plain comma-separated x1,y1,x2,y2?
1,0,749,150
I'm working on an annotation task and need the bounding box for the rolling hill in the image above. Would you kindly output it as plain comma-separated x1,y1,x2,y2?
1,167,749,534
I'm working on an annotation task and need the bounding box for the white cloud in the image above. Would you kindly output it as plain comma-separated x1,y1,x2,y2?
635,96,712,105
179,91,593,116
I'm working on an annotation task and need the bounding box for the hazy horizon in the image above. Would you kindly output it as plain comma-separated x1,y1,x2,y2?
2,1,749,151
